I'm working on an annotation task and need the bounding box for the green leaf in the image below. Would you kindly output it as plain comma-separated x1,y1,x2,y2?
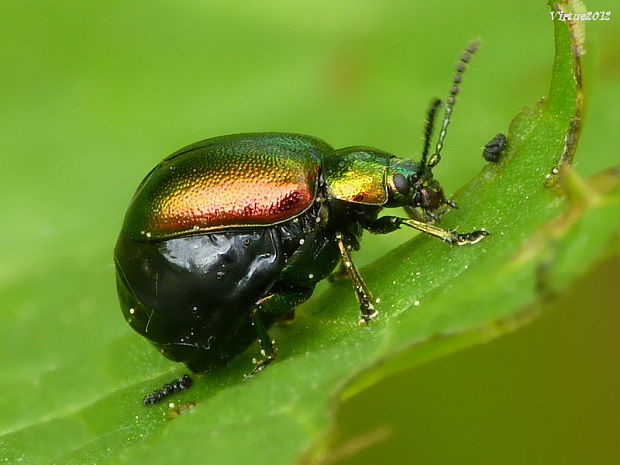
1,1,618,465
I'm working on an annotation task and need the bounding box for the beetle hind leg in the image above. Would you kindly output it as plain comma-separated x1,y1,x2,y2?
334,233,378,325
247,309,276,377
245,287,313,378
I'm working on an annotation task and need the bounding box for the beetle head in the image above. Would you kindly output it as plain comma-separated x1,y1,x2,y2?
386,159,450,220
342,41,478,218
415,176,446,212
390,41,478,220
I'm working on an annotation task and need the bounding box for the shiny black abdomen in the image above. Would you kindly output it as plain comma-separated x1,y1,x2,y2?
114,202,344,372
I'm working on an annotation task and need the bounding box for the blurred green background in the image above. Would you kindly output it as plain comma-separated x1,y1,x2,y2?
1,0,618,463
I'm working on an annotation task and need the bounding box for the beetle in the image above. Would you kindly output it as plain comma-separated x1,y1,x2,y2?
114,41,488,402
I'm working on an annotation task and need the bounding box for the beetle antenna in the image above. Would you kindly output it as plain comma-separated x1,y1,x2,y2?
428,40,479,168
420,98,442,170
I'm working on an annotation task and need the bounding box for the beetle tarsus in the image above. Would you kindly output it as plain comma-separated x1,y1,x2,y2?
447,229,490,245
143,374,193,405
358,304,379,326
245,352,277,379
396,217,490,246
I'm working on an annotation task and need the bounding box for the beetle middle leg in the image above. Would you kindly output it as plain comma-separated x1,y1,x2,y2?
365,216,489,245
334,233,378,325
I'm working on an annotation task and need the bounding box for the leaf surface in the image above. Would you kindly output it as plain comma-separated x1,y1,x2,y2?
1,2,617,465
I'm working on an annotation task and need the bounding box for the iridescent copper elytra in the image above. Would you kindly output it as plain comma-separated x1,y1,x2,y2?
126,138,323,239
114,41,489,404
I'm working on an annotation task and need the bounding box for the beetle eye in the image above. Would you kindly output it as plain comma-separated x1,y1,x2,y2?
392,173,410,196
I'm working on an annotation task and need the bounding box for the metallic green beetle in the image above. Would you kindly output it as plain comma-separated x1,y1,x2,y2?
114,42,488,402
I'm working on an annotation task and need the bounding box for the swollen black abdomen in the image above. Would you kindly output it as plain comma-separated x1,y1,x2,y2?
114,229,285,372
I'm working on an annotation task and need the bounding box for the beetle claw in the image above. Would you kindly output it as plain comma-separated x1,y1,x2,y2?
451,229,490,245
244,352,277,380
358,308,379,326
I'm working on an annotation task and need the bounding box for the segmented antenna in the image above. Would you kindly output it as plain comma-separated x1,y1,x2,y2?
420,98,442,169
428,40,480,168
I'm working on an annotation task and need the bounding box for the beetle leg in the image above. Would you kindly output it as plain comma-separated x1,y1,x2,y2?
245,288,313,378
366,216,489,245
143,374,192,405
364,216,403,234
399,217,489,245
327,261,348,283
248,308,276,377
334,233,378,325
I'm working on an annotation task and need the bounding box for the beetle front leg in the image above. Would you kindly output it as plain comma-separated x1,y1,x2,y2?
334,233,378,325
400,217,489,245
366,216,489,245
364,216,403,234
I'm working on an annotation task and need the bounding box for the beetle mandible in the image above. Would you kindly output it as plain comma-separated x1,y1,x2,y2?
114,41,488,401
